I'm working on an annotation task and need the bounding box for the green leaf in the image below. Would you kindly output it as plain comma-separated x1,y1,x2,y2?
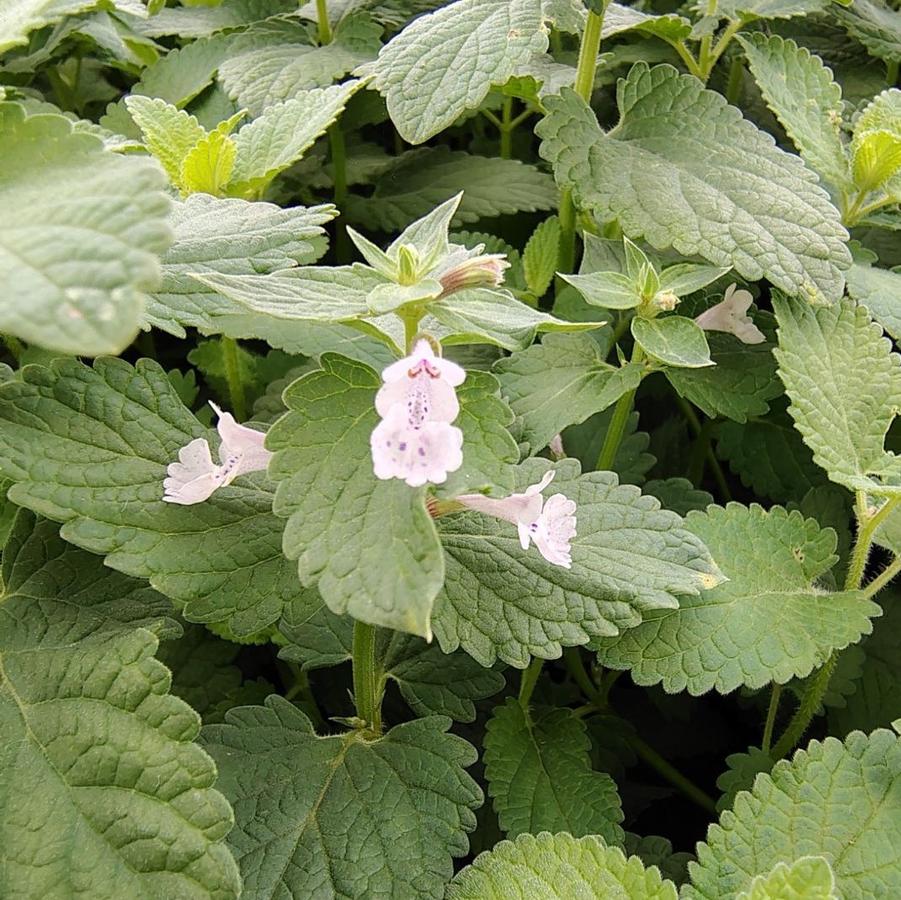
656,263,732,296
0,104,170,355
0,357,314,637
180,123,238,195
0,0,98,53
202,698,482,898
434,458,723,668
522,216,560,298
136,0,296,38
279,606,505,721
738,34,850,191
145,194,334,337
716,746,774,812
666,330,781,422
0,510,240,899
643,478,713,516
686,729,901,899
267,354,444,639
632,316,713,368
565,408,655,485
737,856,838,900
484,698,624,842
622,833,692,886
596,504,877,694
774,295,901,497
836,0,901,63
845,256,901,341
448,832,679,899
494,333,643,453
602,3,692,41
229,80,362,195
125,94,207,186
560,270,642,309
344,147,558,232
716,0,830,22
850,89,901,194
537,66,851,303
361,0,547,143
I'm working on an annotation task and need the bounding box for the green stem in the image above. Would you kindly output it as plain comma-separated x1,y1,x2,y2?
499,97,513,159
887,59,898,87
771,655,835,761
675,395,732,501
687,417,714,485
402,314,420,353
1,333,24,361
669,40,704,78
761,682,782,754
697,0,719,77
725,56,743,105
220,336,247,420
556,4,607,284
707,19,743,74
518,657,544,710
564,648,601,703
628,731,717,813
596,344,644,471
352,621,382,734
863,555,901,599
315,0,332,44
328,124,350,264
844,193,896,227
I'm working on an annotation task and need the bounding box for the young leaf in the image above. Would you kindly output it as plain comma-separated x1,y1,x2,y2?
632,316,714,368
179,123,238,195
202,697,482,899
484,698,624,842
560,270,643,309
433,458,723,668
360,0,548,143
594,504,879,695
774,295,901,497
0,357,315,637
0,511,240,899
0,103,170,355
737,856,838,900
845,254,901,340
145,194,334,337
522,216,561,298
737,34,850,191
686,730,901,898
494,333,644,453
229,80,362,196
537,65,851,303
850,89,901,194
448,832,679,899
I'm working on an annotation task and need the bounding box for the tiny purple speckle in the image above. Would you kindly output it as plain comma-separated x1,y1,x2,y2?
418,446,425,456
399,441,407,451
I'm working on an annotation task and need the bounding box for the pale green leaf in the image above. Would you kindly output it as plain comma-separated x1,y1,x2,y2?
344,147,558,232
522,216,560,298
836,0,901,63
737,34,850,191
774,295,901,497
632,315,713,368
737,856,838,900
602,3,692,41
267,354,444,639
229,80,362,195
484,698,624,842
537,66,851,303
595,504,878,695
0,104,170,355
180,127,237,195
686,729,901,899
560,270,642,309
361,0,547,143
0,510,240,899
716,746,774,813
433,459,723,668
448,832,679,899
0,357,315,637
643,478,713,516
716,0,830,22
125,94,207,185
279,606,505,721
202,697,482,898
144,194,334,337
845,256,901,340
0,0,97,53
134,0,295,38
850,89,901,193
666,330,781,422
656,263,731,296
494,333,643,453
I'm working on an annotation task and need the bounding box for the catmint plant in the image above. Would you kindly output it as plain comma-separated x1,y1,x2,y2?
1,0,901,898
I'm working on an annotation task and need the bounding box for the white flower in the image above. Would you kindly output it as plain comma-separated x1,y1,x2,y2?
371,339,466,487
163,402,272,505
694,283,765,344
456,471,577,568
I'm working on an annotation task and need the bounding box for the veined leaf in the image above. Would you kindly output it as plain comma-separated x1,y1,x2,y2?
836,0,901,63
537,65,851,303
738,34,850,191
845,254,901,340
595,504,878,695
602,3,692,41
202,697,482,899
0,357,316,637
686,729,901,898
522,216,560,298
0,510,240,899
448,832,679,899
716,0,831,22
632,316,713,368
433,459,723,668
0,103,170,355
484,698,624,842
774,295,901,497
737,857,838,900
360,0,548,143
0,0,98,53
135,0,296,39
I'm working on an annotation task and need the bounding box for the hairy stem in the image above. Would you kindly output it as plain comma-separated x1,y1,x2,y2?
220,336,247,420
499,96,513,159
771,655,834,761
352,621,383,735
518,657,544,710
863,555,901,599
725,56,744,105
761,682,782,754
596,344,644,471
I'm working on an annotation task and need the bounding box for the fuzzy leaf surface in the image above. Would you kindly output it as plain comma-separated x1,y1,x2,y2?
737,857,838,900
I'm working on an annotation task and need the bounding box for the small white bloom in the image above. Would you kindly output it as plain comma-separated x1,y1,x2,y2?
163,402,272,505
694,283,765,345
456,471,577,568
370,339,466,487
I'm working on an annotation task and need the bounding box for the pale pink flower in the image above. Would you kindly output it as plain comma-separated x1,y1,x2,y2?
433,246,510,296
548,434,566,460
456,471,577,568
163,402,272,505
370,339,466,487
694,283,765,344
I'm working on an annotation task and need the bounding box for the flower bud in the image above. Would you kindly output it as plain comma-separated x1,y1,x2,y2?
438,253,510,297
